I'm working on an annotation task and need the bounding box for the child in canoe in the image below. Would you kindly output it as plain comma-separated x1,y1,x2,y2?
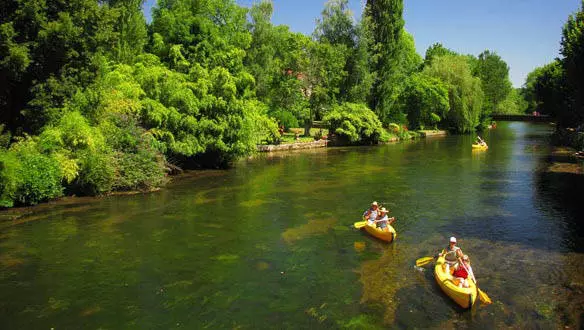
453,255,471,288
375,207,396,232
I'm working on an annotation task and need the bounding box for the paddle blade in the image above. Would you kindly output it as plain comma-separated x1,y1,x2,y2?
415,256,434,267
354,221,368,229
478,288,492,305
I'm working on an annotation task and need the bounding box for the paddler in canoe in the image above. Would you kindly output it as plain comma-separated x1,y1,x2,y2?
452,254,472,288
415,237,492,307
473,136,488,149
440,236,465,274
375,207,396,232
362,201,379,226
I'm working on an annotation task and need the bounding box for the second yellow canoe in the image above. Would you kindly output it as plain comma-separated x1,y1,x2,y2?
434,255,478,309
362,223,397,243
472,144,488,150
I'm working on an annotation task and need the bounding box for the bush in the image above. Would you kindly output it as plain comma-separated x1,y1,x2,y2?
323,103,384,145
0,140,63,207
113,149,166,191
75,150,116,196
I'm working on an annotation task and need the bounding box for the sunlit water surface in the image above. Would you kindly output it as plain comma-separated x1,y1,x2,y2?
1,122,583,329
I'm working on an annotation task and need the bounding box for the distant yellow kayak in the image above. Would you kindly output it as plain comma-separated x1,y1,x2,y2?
434,255,478,309
472,144,488,150
361,222,396,243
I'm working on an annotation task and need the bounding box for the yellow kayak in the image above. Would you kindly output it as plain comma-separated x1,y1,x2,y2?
434,255,478,309
362,223,396,243
472,144,488,150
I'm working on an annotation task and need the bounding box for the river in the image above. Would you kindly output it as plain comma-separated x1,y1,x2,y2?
1,122,583,329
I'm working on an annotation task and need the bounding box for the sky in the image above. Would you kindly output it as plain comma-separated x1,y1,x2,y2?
143,0,582,87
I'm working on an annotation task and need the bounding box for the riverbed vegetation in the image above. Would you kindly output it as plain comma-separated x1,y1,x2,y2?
0,0,528,207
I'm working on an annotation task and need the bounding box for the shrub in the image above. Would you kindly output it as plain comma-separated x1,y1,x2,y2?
113,149,166,191
75,150,116,196
0,139,63,207
323,103,384,145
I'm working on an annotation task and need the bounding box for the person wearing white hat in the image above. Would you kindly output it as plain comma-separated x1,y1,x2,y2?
374,207,395,232
441,236,464,274
363,201,379,226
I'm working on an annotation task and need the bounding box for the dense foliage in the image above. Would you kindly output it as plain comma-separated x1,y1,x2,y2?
424,55,484,133
523,1,584,129
323,103,385,144
0,0,523,207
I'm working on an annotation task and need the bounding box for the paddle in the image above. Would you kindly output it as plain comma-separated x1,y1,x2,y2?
415,256,435,267
354,221,368,229
459,259,492,305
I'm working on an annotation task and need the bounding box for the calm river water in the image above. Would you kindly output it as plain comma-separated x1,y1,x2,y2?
1,122,583,329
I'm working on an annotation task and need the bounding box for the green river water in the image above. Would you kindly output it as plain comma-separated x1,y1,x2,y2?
1,122,583,329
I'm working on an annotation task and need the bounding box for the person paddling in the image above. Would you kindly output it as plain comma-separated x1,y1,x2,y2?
363,201,379,226
476,136,487,147
440,236,464,274
375,207,395,232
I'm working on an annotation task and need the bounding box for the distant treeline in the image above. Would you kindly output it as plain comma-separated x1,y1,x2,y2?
0,0,528,207
522,1,584,129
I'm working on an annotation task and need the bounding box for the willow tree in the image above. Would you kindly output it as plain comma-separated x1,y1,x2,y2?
424,55,484,133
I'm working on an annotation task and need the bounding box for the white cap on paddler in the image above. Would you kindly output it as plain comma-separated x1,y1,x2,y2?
450,236,457,243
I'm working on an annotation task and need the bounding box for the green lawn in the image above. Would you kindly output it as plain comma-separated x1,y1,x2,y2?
279,128,329,144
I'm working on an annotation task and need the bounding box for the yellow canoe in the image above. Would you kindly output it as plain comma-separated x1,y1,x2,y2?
434,255,478,309
472,144,488,150
362,223,397,243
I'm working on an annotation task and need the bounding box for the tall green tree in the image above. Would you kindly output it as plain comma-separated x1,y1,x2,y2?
423,43,457,67
346,17,374,103
245,0,276,99
560,0,584,126
151,0,251,72
526,61,571,124
314,0,355,48
365,0,405,123
475,50,512,116
105,0,148,63
303,41,348,134
397,73,449,130
424,55,484,133
0,0,124,134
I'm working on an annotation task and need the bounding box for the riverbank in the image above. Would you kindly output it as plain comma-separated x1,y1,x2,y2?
257,130,448,152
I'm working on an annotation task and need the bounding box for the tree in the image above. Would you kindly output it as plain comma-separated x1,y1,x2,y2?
424,43,457,67
560,0,584,126
526,61,571,124
245,0,276,100
314,0,355,48
303,41,348,135
475,50,512,116
396,73,449,130
105,0,148,63
365,0,405,123
0,0,126,134
496,88,528,115
346,17,374,103
424,55,484,133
